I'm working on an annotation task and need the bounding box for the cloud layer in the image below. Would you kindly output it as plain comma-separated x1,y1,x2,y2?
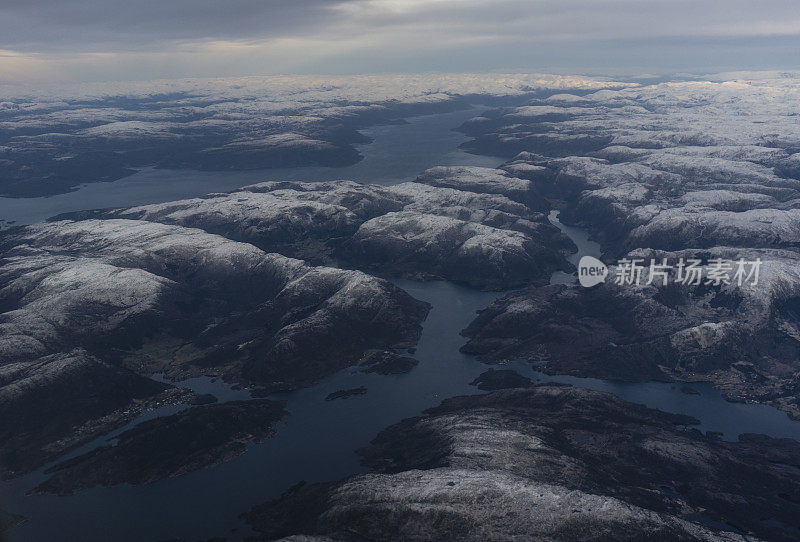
1,0,800,82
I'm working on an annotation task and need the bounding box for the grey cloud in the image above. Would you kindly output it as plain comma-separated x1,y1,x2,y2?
1,0,800,81
0,0,350,51
4,0,800,52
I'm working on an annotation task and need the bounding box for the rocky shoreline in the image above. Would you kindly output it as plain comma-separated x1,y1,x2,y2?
1,161,565,484
0,508,26,535
0,216,430,478
71,166,575,289
245,384,800,541
31,399,288,495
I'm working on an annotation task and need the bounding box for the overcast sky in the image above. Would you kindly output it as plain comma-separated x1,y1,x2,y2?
2,0,799,83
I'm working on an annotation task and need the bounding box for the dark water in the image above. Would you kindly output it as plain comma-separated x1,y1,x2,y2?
0,106,500,226
0,280,526,542
531,372,800,441
548,209,602,284
4,107,800,542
